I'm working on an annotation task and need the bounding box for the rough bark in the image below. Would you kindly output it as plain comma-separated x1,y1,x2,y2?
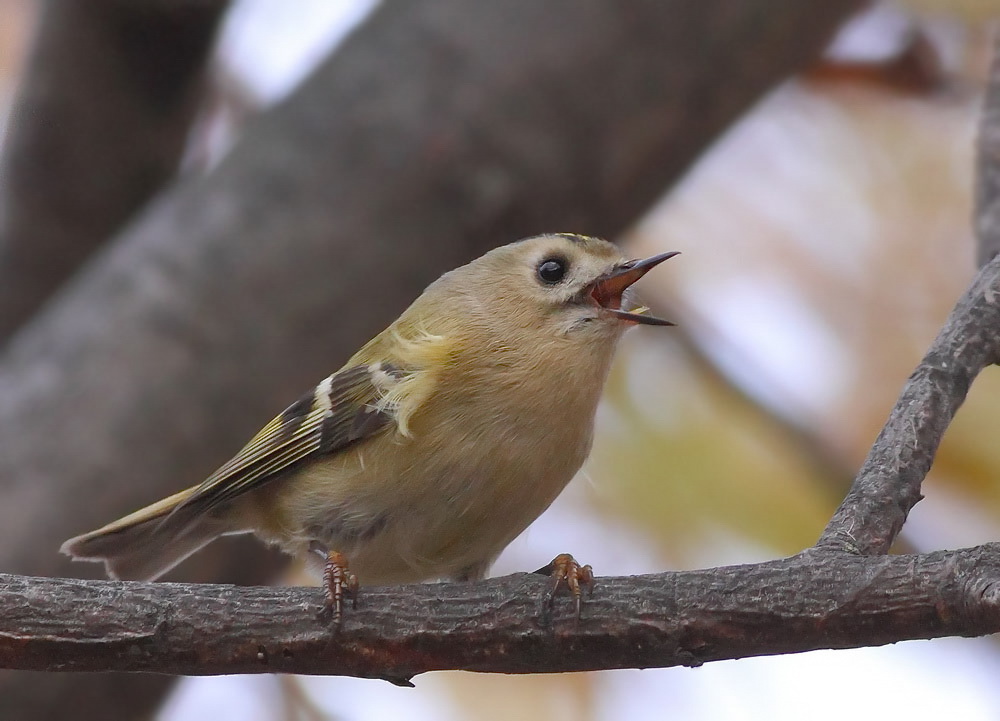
3,545,1000,679
0,0,229,343
0,0,864,717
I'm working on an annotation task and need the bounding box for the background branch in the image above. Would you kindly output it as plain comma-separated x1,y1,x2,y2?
0,0,229,343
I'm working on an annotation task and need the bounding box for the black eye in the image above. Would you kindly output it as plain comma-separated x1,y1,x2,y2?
537,257,568,284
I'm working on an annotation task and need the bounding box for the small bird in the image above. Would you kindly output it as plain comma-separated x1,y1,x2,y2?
62,234,678,622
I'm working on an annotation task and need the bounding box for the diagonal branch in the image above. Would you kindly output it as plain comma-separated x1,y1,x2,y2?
818,34,1000,556
817,253,1000,555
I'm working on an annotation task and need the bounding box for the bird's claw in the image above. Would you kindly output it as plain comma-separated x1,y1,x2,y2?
320,550,358,629
536,552,594,623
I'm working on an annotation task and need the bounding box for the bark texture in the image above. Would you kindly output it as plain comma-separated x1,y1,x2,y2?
3,546,1000,679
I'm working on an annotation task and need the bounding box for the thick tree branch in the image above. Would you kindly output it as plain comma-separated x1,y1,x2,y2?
0,0,229,343
3,243,1000,681
0,0,863,582
2,545,1000,678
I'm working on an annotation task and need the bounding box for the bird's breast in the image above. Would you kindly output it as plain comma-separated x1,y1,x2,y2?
376,342,612,564
277,330,619,583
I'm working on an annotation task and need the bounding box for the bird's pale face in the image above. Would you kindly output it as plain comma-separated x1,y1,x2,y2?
475,233,677,340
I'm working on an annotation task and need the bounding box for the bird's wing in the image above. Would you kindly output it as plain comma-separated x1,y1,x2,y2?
172,362,402,517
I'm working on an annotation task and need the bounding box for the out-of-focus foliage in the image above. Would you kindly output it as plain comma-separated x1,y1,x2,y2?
592,342,834,562
588,34,997,563
900,0,1000,23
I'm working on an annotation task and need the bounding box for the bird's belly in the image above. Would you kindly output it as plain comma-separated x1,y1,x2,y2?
342,454,573,583
270,420,591,586
369,467,573,583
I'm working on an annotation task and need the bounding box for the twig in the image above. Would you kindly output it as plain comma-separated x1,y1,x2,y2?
818,251,1000,554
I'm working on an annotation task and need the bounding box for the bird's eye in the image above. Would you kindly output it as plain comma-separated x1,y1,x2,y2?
537,257,568,284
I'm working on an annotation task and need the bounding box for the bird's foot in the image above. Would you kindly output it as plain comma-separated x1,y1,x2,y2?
319,550,358,629
534,552,594,623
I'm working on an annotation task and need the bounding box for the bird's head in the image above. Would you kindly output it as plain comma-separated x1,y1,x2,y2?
459,233,679,340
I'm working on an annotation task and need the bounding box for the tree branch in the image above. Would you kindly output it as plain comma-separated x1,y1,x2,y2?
0,0,229,344
3,227,1000,684
4,243,1000,680
818,253,1000,554
0,0,863,583
3,545,1000,679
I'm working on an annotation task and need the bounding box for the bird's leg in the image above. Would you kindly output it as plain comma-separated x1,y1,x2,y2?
322,551,358,628
311,542,358,628
534,553,594,622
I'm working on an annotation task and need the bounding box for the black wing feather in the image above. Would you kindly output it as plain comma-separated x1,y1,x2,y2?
171,363,399,517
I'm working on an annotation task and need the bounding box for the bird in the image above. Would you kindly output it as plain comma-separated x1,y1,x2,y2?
62,233,678,624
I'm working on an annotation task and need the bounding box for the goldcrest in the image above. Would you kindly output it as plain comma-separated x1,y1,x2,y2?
62,234,677,618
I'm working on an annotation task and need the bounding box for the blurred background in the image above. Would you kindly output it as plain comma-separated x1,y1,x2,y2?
3,0,1000,719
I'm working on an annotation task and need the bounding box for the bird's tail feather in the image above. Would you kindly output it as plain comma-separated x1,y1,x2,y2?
61,486,226,581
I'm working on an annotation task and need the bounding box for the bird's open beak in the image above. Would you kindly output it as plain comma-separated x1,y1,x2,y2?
590,251,680,326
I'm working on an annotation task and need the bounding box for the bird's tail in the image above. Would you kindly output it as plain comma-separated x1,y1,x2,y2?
60,487,227,581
